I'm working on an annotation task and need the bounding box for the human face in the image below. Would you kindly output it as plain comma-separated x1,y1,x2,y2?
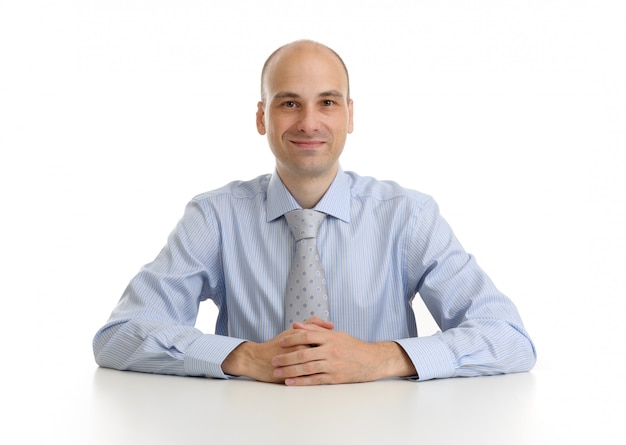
256,44,353,184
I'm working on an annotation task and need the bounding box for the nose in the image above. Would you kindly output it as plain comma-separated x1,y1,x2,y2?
296,106,321,134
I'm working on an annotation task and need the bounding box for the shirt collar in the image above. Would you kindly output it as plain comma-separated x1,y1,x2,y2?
266,166,351,223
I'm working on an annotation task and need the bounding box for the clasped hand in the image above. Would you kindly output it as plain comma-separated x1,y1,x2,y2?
275,317,373,386
222,316,413,385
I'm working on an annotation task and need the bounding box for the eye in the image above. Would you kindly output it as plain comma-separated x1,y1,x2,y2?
322,99,335,107
282,101,297,108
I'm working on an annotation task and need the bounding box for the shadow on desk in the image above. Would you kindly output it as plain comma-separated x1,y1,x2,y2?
91,368,537,445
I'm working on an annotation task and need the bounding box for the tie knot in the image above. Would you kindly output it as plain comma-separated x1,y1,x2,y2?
285,209,326,241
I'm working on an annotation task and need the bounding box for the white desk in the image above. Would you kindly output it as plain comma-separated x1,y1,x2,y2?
87,369,538,445
5,358,626,444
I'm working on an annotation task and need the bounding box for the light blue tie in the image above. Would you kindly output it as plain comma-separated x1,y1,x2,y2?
284,209,330,329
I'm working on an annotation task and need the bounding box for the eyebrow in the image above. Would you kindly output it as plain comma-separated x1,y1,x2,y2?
272,90,345,101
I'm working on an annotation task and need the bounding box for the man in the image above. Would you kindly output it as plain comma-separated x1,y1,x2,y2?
93,40,536,385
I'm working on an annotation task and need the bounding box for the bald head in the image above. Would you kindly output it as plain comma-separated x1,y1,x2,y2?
260,40,350,105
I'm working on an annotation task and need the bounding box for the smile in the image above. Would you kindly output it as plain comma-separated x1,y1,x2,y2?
289,140,326,149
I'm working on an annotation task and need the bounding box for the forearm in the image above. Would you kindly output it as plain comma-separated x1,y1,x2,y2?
93,318,245,378
373,341,417,380
396,320,536,381
342,340,417,382
221,341,279,382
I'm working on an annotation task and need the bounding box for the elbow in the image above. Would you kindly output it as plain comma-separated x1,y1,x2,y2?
507,323,537,373
92,320,128,370
520,333,537,372
480,322,537,375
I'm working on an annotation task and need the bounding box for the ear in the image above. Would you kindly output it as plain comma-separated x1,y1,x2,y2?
256,101,266,135
347,99,354,134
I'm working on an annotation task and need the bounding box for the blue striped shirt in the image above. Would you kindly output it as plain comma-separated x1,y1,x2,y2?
93,168,536,380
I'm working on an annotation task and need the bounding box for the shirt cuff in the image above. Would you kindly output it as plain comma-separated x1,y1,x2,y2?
395,333,456,381
184,334,247,379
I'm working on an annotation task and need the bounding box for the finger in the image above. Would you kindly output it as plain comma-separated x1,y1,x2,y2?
272,344,323,368
279,344,312,356
279,329,325,349
301,316,335,330
273,357,328,380
284,373,331,386
292,321,330,333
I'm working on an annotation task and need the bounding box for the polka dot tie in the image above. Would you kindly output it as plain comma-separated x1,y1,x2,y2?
284,209,330,329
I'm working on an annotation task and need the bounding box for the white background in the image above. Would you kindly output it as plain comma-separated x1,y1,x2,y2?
1,1,624,443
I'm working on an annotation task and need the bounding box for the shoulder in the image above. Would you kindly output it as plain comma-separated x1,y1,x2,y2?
345,170,434,209
191,174,271,206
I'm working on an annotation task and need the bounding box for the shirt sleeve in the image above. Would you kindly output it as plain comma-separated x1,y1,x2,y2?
396,197,537,381
92,198,243,379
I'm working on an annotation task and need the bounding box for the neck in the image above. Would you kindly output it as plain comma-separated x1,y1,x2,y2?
277,166,338,209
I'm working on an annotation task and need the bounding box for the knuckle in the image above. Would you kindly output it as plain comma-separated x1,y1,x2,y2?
296,349,308,362
302,362,316,375
314,374,326,385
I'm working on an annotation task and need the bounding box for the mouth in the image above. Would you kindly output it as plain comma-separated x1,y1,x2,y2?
289,139,326,149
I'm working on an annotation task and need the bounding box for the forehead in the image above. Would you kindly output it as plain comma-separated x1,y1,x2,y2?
264,45,348,99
